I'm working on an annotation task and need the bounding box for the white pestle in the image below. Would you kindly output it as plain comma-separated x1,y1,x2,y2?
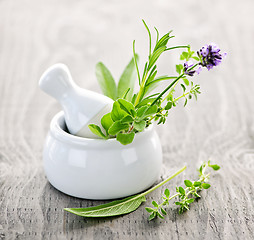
39,63,113,138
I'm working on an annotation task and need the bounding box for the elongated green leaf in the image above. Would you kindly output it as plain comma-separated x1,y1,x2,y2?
88,124,107,139
121,115,134,124
118,55,139,101
65,195,146,217
148,46,166,70
96,62,117,100
64,166,187,218
101,113,113,135
117,132,135,145
108,121,129,135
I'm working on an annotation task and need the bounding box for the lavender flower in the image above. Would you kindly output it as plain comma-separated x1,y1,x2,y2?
184,61,201,76
198,43,226,70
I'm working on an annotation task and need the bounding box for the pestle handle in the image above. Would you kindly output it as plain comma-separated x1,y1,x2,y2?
39,63,76,102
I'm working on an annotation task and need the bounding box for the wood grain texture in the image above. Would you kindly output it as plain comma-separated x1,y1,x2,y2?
0,0,254,239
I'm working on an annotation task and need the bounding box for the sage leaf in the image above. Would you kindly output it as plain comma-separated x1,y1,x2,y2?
65,166,186,218
117,55,139,101
88,124,107,139
65,195,146,218
116,132,135,145
96,62,117,100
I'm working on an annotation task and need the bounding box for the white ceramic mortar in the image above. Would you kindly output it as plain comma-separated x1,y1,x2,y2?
43,111,163,200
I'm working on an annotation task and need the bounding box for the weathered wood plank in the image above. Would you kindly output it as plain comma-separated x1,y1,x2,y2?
0,0,254,239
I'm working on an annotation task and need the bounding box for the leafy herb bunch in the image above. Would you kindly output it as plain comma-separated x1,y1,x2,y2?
89,20,226,145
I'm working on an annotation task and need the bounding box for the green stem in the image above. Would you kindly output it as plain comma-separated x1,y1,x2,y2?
141,166,186,197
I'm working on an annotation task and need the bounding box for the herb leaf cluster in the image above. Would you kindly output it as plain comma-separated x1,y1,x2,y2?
89,20,226,144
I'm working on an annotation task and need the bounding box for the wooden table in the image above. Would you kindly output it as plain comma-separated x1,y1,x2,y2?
0,0,253,239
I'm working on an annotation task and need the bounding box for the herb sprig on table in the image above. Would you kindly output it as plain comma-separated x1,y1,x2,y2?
64,161,220,220
89,20,226,145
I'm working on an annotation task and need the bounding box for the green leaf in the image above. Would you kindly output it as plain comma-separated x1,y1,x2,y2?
65,194,146,217
184,180,193,187
209,164,220,171
117,99,136,116
88,124,107,139
111,101,127,122
143,105,158,117
117,55,139,101
193,181,201,187
178,187,185,195
149,212,156,221
152,201,159,208
181,84,186,92
183,77,189,86
116,132,135,145
161,208,167,215
121,115,134,124
133,120,146,132
108,121,129,135
176,64,183,74
202,183,211,189
148,46,166,70
95,62,117,100
137,105,149,118
192,56,200,61
165,101,172,110
145,207,154,213
180,51,188,60
187,198,195,203
164,188,170,198
101,113,113,135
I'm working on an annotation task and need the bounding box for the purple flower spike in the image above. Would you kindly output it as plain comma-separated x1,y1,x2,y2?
197,43,226,70
184,61,196,76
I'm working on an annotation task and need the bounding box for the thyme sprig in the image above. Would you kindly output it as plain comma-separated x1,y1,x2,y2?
146,161,220,220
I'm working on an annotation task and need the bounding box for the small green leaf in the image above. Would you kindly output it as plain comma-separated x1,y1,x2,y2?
209,164,220,171
121,115,134,124
178,187,185,195
157,212,164,219
118,55,139,101
193,181,201,187
187,198,195,203
145,207,154,213
88,124,107,139
117,99,136,116
175,201,181,205
133,121,146,132
181,84,186,92
165,101,172,110
149,212,156,221
116,132,135,145
192,56,200,61
184,180,193,187
176,64,183,74
152,201,159,208
108,121,129,136
161,208,167,215
111,101,127,121
143,105,158,117
202,183,211,189
101,113,113,135
183,77,189,86
95,62,117,100
136,105,149,118
164,188,170,198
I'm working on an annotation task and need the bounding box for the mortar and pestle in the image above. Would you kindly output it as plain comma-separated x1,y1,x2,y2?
39,64,162,200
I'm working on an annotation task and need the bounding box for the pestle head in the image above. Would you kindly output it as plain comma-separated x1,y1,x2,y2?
39,63,114,139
